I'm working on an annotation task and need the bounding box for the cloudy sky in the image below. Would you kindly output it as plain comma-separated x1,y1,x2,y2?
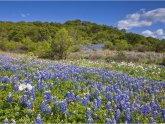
0,1,165,39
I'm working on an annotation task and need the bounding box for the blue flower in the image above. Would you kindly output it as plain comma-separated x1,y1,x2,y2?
7,92,12,103
126,108,131,124
76,95,80,103
106,92,112,101
22,95,28,107
87,108,92,118
97,96,102,108
82,97,88,106
142,103,151,116
116,109,120,123
97,82,102,90
93,113,98,120
3,76,9,83
153,111,158,119
86,93,90,101
60,99,68,113
162,109,165,122
150,117,156,124
3,118,8,124
66,91,75,102
93,89,99,99
93,99,98,111
106,101,111,110
36,114,42,124
87,118,93,124
44,91,52,100
106,118,111,124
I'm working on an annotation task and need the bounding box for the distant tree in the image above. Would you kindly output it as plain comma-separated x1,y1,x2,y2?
115,39,129,50
104,41,113,49
156,40,165,52
51,28,73,59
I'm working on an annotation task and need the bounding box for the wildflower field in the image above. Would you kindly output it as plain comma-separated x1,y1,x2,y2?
0,54,165,123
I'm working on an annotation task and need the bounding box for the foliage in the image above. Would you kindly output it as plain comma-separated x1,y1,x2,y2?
50,28,73,59
104,41,113,49
115,40,129,50
0,20,164,59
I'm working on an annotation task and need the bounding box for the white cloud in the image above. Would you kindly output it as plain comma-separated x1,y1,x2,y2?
142,28,165,39
20,13,30,18
118,8,165,30
142,30,156,38
155,29,164,35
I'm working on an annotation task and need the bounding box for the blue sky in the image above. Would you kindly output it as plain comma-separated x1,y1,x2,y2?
0,1,165,39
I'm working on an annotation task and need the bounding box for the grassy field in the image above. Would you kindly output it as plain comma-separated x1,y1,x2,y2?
0,51,165,123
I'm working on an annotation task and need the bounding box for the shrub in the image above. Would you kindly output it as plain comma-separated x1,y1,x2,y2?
115,40,129,50
104,41,113,49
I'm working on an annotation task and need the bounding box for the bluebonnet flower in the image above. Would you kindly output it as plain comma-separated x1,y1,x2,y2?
97,82,102,90
44,91,52,100
66,91,75,102
142,103,151,116
82,97,88,106
150,117,156,124
162,109,165,122
106,101,111,109
3,76,9,83
87,118,93,124
116,109,120,123
41,101,48,114
106,92,112,101
47,105,52,114
153,110,158,119
106,118,111,124
97,96,102,108
7,92,12,103
60,99,68,113
3,118,8,124
36,114,42,124
126,108,131,124
113,94,118,103
87,108,92,118
111,115,116,124
93,99,98,111
93,113,98,120
86,93,90,101
38,81,44,92
22,95,28,107
30,88,36,100
0,76,2,82
27,101,33,109
93,89,99,99
76,95,80,103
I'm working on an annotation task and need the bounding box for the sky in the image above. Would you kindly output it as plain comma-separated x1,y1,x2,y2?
0,1,165,39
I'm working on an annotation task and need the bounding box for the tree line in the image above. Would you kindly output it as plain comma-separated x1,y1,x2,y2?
0,20,165,59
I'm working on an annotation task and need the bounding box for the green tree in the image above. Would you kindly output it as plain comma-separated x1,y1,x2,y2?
115,39,128,50
51,28,73,59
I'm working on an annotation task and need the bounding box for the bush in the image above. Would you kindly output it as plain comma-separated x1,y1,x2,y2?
104,41,113,49
115,40,129,50
156,40,165,52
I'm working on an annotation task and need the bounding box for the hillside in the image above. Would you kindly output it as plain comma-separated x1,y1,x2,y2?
0,20,165,58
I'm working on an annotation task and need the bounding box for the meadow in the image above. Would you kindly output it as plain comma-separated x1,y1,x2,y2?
0,53,165,123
